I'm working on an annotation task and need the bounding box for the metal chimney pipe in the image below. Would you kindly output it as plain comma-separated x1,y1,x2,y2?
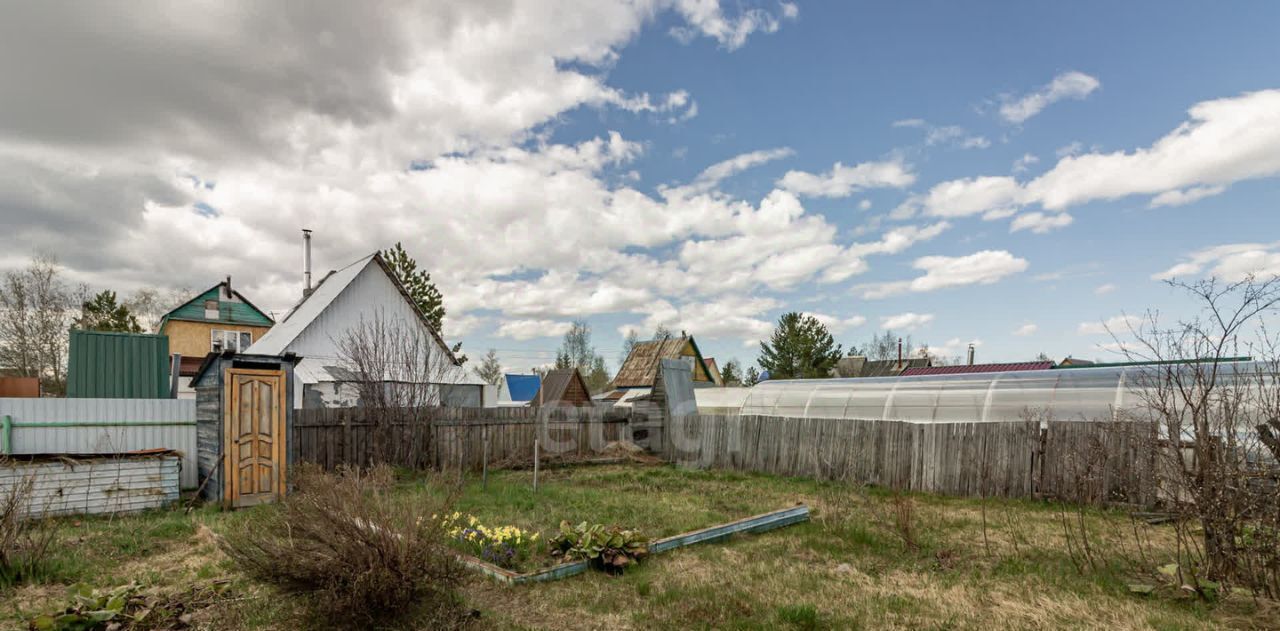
967,343,975,365
896,337,902,368
302,229,313,297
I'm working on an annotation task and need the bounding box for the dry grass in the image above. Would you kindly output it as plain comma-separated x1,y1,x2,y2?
1,464,1276,630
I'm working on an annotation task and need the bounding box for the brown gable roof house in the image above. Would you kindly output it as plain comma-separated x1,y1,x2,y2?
531,368,592,407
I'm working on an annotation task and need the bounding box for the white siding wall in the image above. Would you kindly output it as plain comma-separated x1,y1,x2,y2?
0,456,181,518
0,398,197,488
282,263,480,386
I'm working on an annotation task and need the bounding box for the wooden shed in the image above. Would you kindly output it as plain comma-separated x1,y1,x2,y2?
193,352,299,508
531,368,592,407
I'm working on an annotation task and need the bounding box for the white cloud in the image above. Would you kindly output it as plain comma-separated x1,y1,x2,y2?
858,199,872,211
778,159,916,198
634,295,778,343
915,176,1024,218
1012,323,1038,336
923,125,990,149
804,312,867,334
861,249,1029,298
923,337,982,360
1012,153,1040,173
669,0,798,50
1010,211,1074,234
999,71,1101,124
497,319,574,341
892,118,926,128
0,1,825,349
1027,89,1280,211
1078,315,1141,336
846,222,951,258
1149,185,1227,208
1056,141,1085,158
686,147,794,193
881,312,934,331
1153,242,1280,281
1094,283,1116,295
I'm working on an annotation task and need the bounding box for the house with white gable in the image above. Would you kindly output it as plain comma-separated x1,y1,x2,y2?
245,251,488,409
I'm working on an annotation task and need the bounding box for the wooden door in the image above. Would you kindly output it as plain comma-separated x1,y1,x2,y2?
224,368,287,507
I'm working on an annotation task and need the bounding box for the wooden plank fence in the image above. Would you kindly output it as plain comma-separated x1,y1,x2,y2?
293,406,631,472
665,414,1159,503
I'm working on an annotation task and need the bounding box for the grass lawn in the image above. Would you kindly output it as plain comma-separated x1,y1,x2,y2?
3,464,1276,629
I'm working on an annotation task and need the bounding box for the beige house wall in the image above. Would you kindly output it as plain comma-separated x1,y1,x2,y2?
161,319,271,359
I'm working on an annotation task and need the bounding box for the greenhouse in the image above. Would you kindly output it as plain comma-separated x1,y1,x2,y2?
738,360,1269,423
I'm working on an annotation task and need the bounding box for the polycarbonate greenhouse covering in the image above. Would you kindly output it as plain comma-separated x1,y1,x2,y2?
739,361,1272,423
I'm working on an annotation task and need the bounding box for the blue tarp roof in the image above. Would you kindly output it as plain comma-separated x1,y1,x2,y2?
505,374,541,401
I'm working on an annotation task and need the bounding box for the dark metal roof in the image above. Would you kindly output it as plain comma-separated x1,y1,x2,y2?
901,361,1054,376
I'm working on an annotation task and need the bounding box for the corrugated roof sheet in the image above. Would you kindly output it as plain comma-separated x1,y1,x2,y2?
901,361,1054,376
504,374,541,402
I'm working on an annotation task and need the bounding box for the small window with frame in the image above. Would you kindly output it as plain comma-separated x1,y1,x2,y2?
204,299,219,320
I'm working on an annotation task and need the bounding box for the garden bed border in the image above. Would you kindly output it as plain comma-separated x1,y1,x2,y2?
458,504,810,585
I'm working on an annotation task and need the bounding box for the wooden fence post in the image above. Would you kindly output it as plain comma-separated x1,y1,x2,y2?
533,439,540,493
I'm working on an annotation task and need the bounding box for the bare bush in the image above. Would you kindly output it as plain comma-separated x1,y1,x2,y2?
219,464,467,628
0,467,58,586
336,309,463,467
1114,275,1280,599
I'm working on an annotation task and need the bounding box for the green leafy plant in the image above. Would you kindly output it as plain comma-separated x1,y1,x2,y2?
29,582,143,630
550,521,649,573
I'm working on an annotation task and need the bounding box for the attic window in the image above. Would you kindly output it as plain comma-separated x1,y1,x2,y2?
204,299,219,319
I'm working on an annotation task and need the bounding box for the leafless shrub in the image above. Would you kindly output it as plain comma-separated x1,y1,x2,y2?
889,493,919,550
1111,275,1280,599
336,309,463,468
219,464,467,628
0,466,59,586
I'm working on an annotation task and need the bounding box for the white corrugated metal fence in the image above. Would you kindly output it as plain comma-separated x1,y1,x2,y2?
0,398,197,488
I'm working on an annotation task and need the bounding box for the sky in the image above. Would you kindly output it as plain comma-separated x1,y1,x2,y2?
2,1,1280,374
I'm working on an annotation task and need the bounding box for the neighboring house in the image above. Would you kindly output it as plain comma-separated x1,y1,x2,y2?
900,361,1055,376
598,335,715,406
158,278,274,398
244,252,485,409
531,368,592,407
496,373,541,407
1057,356,1094,367
702,357,724,386
830,356,931,378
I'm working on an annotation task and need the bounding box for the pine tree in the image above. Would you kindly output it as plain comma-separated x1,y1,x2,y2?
743,366,760,386
720,358,742,386
381,242,446,334
758,312,843,379
74,290,142,333
381,242,463,362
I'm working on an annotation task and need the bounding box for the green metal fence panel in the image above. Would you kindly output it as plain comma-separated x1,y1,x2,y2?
66,329,171,399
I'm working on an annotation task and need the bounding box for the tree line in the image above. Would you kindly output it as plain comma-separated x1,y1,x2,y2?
0,254,190,395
